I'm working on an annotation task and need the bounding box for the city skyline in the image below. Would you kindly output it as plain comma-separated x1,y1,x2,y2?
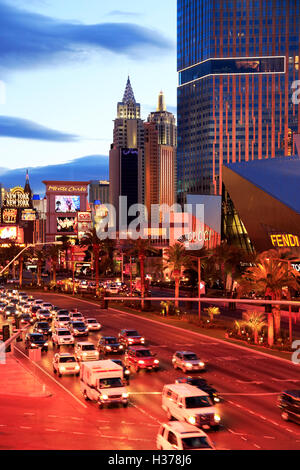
0,0,177,170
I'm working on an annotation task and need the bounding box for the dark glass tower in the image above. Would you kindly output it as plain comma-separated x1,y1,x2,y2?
177,0,300,202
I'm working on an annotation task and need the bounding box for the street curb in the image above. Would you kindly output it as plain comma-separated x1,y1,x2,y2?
45,292,299,367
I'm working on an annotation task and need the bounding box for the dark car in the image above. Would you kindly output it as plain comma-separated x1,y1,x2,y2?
97,336,124,355
25,333,48,351
30,305,41,318
0,301,6,313
34,321,52,336
56,309,69,317
4,305,18,319
69,321,88,337
111,359,130,384
124,346,159,372
19,313,34,325
278,390,300,424
175,377,221,404
118,329,145,347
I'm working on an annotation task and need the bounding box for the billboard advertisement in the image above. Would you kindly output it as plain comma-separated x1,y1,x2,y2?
0,226,17,240
21,209,37,221
57,217,77,233
55,196,80,213
2,209,18,224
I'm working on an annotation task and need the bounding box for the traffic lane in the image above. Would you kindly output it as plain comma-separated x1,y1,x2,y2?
13,338,161,449
0,394,155,450
26,295,300,446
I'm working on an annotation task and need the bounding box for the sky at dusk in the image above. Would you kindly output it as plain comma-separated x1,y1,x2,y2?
0,0,177,170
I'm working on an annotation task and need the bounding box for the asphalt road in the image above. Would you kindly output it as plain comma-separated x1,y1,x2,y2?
2,292,300,450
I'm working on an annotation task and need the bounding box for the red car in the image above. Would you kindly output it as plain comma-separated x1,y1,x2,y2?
118,329,145,347
124,346,159,372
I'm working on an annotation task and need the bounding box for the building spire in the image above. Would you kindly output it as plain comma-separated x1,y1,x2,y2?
122,76,136,104
157,90,166,112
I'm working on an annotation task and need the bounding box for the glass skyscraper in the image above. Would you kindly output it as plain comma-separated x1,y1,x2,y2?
177,0,300,202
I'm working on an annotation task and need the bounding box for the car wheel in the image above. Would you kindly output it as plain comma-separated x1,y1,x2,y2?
76,372,79,377
98,401,103,409
183,367,187,373
53,368,57,374
83,391,89,401
281,411,289,421
173,363,178,370
167,409,174,421
58,372,62,378
123,402,128,408
134,365,139,373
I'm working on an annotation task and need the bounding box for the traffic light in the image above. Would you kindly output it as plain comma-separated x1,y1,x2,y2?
2,325,11,352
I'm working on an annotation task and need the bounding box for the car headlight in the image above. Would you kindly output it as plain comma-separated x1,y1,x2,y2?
83,352,87,356
102,394,109,400
119,345,123,349
214,414,221,423
199,362,205,367
188,416,196,425
60,366,66,371
106,346,111,350
125,370,130,375
122,393,129,398
138,360,144,364
141,338,145,342
44,342,48,346
185,362,193,368
214,397,220,403
75,365,80,370
154,359,159,364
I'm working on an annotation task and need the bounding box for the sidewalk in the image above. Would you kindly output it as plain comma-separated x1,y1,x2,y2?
0,352,51,398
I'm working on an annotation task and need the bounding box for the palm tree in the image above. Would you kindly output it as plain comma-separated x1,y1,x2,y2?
239,257,299,345
46,244,61,286
241,311,267,344
128,238,157,309
80,228,102,288
29,247,46,286
204,306,220,322
164,243,191,308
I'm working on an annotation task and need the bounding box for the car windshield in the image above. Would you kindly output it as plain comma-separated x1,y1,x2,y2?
183,354,198,361
58,317,69,321
43,304,51,307
6,307,15,311
58,310,69,315
136,350,152,357
185,396,212,409
31,334,44,341
88,319,97,323
82,345,95,351
73,322,85,328
37,323,48,328
105,338,117,344
182,436,212,450
126,331,139,337
39,310,50,314
31,307,39,312
98,378,123,389
58,330,70,336
72,313,82,317
59,356,76,363
189,378,207,387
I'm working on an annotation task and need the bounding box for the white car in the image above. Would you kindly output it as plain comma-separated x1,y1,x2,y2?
36,309,52,321
70,312,85,322
52,353,80,377
156,422,215,450
85,318,101,331
52,328,75,348
172,351,206,373
42,302,53,311
54,315,71,328
33,299,44,306
74,342,99,362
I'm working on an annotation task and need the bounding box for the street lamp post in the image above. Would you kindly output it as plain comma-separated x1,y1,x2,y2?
192,255,209,321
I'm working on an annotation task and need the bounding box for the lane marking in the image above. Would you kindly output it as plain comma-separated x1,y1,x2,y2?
14,345,87,409
236,380,263,385
272,378,300,382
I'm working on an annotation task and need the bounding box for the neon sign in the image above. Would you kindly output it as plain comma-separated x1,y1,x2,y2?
270,234,300,248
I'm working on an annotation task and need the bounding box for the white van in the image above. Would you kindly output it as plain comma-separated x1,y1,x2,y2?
162,384,221,430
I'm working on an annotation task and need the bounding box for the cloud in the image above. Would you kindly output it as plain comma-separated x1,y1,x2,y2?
0,115,78,141
0,1,172,72
0,155,109,194
107,10,142,18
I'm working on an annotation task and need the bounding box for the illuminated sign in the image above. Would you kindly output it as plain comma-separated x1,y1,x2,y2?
21,209,37,221
48,185,87,193
78,212,92,223
57,217,77,233
2,209,17,224
0,226,17,240
270,234,300,248
55,196,80,213
4,187,30,208
292,263,300,273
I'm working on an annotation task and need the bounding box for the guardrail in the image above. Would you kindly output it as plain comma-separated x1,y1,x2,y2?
104,297,300,307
